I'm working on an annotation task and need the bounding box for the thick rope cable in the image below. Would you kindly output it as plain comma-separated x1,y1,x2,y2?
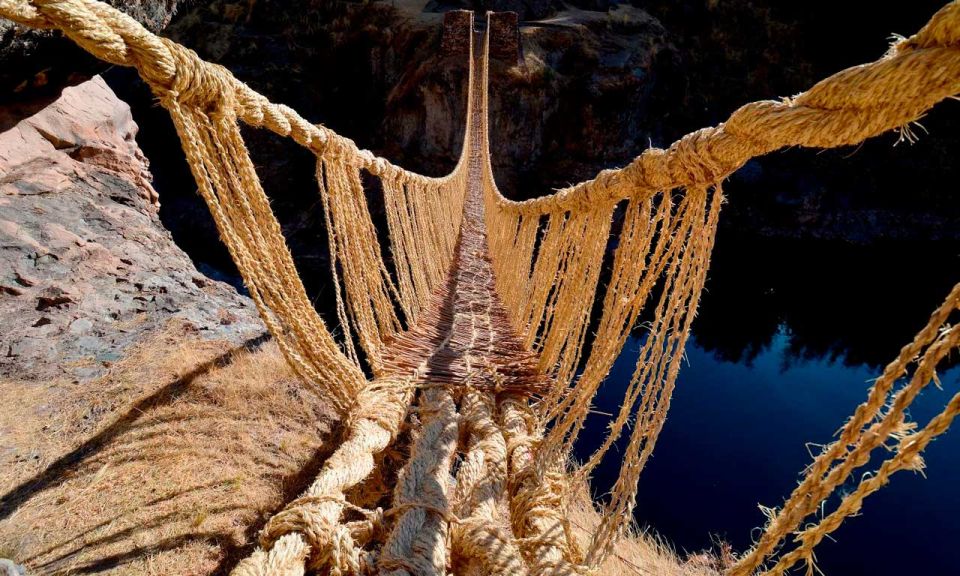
236,383,407,575
231,377,414,576
482,1,960,216
0,0,446,179
500,395,584,576
0,0,477,397
451,389,528,576
763,384,960,576
377,385,460,576
4,3,960,574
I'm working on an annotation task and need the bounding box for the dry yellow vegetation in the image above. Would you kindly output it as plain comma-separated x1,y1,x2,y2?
0,321,336,575
0,320,718,575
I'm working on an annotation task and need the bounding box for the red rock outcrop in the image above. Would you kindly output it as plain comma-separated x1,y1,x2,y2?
0,76,262,383
1,76,158,207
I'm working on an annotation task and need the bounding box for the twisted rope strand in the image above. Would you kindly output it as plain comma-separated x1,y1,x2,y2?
4,3,960,575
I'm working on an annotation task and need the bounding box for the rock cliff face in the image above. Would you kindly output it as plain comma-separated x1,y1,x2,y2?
0,76,261,383
486,6,676,195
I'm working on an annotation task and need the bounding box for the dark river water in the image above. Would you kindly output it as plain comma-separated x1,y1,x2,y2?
575,229,960,575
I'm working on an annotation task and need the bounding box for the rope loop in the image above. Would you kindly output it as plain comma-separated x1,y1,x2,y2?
153,39,235,112
258,494,382,573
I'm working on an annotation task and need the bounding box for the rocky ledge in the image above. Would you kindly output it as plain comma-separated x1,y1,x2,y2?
0,76,262,383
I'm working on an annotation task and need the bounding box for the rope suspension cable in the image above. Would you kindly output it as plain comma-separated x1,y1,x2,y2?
2,1,960,574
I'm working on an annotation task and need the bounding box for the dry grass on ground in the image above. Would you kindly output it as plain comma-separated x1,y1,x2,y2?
0,321,337,575
0,320,720,575
567,482,725,576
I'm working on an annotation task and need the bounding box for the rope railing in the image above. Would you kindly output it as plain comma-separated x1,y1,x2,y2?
0,0,460,183
3,2,960,575
1,0,474,408
482,2,960,217
476,2,960,570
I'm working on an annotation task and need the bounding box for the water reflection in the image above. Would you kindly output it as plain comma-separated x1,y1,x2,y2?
694,229,960,369
577,232,960,575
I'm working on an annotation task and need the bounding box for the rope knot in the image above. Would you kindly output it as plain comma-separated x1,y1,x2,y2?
327,524,363,575
259,495,338,552
669,126,729,185
258,494,380,573
151,38,235,112
625,148,672,192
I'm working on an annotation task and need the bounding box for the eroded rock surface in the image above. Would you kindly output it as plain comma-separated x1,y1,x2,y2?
0,76,261,382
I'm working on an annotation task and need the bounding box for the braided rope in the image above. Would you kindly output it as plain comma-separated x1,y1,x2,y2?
450,390,528,575
231,377,414,576
730,289,960,576
476,4,960,572
0,0,449,181
4,3,960,575
484,1,960,216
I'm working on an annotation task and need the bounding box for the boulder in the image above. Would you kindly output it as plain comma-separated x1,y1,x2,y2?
0,76,262,383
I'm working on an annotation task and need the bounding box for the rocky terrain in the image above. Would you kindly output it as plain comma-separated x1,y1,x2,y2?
0,65,313,576
0,75,262,383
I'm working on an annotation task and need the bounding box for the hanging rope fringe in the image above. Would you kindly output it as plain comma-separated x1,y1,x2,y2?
2,1,960,574
730,284,960,576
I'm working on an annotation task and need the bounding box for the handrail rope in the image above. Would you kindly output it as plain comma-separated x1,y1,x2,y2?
6,0,957,216
480,1,960,215
5,2,960,575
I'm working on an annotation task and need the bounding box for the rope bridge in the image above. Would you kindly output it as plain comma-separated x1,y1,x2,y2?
2,1,959,574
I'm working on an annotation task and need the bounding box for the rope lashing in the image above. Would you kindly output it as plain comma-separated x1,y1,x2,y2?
2,2,959,575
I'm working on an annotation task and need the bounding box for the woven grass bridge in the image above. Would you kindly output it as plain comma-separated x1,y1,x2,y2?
2,1,960,574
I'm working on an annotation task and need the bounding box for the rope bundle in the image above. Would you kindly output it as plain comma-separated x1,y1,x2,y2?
2,1,960,574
